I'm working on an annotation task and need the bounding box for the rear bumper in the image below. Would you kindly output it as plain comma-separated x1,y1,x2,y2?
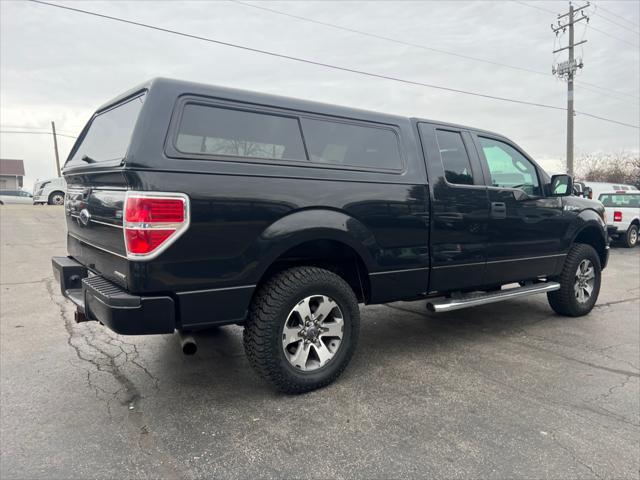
52,256,175,335
607,224,623,237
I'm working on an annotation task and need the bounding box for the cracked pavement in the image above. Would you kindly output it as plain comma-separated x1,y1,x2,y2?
1,205,639,479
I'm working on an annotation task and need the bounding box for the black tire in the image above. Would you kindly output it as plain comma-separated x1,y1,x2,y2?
48,191,65,205
623,224,638,248
547,243,601,317
243,266,360,394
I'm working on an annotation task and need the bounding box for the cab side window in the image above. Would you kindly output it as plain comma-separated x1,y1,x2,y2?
435,130,474,185
479,137,541,196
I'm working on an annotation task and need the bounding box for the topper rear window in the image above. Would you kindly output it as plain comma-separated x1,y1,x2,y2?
66,94,145,167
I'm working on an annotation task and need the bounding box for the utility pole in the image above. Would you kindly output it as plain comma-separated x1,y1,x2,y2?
51,121,61,177
552,1,589,177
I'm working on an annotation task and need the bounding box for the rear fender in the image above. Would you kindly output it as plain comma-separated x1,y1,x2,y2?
249,208,379,281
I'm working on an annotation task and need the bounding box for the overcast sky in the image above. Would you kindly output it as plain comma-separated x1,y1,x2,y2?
1,0,639,189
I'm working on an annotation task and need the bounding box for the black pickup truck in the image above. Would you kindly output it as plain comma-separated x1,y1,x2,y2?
52,78,608,393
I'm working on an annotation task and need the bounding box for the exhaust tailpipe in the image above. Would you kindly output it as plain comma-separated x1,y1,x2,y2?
178,330,197,355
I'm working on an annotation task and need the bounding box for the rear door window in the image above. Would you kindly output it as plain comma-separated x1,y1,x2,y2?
435,129,474,185
67,94,145,167
300,118,402,170
175,104,307,161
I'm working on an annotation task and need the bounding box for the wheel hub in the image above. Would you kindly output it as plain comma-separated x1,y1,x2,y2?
574,259,595,304
302,325,320,341
282,295,345,371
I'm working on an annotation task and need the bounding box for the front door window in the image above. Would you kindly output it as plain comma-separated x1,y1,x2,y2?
479,137,541,196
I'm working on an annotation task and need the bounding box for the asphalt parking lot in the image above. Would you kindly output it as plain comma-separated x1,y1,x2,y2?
1,205,638,479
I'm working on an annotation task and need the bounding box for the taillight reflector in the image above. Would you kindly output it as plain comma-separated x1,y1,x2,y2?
123,192,189,259
613,211,623,222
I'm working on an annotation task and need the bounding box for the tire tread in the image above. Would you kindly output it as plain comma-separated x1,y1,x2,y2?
547,243,601,317
243,266,359,394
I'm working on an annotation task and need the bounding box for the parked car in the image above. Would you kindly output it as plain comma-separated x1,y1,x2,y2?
0,189,34,205
33,176,66,205
573,181,592,198
597,191,640,248
52,78,609,393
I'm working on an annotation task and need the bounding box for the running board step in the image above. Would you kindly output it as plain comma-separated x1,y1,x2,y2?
426,282,560,313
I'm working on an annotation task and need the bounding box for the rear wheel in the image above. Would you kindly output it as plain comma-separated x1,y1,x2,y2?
48,191,65,205
547,243,601,317
624,224,638,248
243,266,359,394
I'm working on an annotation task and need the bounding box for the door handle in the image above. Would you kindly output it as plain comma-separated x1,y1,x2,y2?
491,202,507,219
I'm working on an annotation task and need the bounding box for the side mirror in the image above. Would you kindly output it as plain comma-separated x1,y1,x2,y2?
549,174,573,197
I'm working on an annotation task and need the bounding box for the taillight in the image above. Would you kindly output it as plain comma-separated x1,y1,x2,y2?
613,211,623,222
123,192,190,259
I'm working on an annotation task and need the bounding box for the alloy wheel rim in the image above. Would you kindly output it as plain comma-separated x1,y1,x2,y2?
630,229,638,245
574,259,595,304
53,195,64,205
282,295,344,372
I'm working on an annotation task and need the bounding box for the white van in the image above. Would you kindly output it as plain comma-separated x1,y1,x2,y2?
584,181,638,201
33,177,66,205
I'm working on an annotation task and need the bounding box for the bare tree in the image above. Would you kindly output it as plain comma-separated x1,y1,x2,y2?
575,150,640,187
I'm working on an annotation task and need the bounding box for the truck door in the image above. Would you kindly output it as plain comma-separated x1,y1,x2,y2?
417,123,490,292
472,134,567,284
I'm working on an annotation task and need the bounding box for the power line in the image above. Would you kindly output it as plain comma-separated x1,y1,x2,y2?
0,124,77,136
515,1,555,15
0,130,77,139
29,0,639,130
578,82,640,104
597,4,640,28
579,110,640,127
592,10,640,36
588,24,640,49
232,0,545,76
594,3,640,30
575,80,639,101
232,0,638,102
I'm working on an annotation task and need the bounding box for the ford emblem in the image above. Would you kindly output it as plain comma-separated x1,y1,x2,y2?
79,209,91,226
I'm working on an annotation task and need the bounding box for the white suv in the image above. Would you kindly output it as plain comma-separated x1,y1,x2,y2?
33,177,66,205
598,191,640,248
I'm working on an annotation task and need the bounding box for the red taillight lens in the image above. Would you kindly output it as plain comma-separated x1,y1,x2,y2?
125,197,185,223
613,211,623,222
125,229,175,254
123,193,189,259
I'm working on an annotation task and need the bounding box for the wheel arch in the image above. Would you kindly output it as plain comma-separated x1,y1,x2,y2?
572,222,607,267
251,209,379,303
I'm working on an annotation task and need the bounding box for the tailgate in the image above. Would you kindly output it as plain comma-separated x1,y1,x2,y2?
65,183,126,257
64,174,131,287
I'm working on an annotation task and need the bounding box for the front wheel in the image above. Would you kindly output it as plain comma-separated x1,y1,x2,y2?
48,191,65,205
624,225,638,248
243,266,360,394
547,243,601,317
